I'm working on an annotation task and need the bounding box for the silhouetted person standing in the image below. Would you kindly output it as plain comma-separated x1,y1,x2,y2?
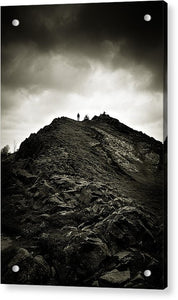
77,113,80,121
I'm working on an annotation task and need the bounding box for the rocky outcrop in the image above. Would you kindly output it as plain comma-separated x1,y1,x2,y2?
1,114,166,288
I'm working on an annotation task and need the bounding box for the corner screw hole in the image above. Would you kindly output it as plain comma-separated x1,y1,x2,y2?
144,269,151,277
12,19,20,26
12,265,20,272
144,14,151,22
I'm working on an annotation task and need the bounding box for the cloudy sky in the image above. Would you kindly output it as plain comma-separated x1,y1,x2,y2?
1,1,167,151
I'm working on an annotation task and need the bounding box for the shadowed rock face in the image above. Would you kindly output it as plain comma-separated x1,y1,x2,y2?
1,114,166,288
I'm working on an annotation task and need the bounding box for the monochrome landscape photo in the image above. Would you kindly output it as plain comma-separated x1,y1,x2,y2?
1,1,167,288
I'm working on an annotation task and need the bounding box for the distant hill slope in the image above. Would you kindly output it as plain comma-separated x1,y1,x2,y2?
1,114,166,288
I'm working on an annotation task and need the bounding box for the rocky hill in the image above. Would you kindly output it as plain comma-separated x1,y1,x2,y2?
1,114,166,288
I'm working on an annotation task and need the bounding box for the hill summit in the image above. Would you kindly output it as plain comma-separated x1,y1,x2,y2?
1,114,166,288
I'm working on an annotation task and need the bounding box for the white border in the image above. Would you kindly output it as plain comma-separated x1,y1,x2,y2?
1,0,178,299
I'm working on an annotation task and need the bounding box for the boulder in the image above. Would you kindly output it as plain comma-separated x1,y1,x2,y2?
16,169,37,184
99,269,130,287
51,235,110,284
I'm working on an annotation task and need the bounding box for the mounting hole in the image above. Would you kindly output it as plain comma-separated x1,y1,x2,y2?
12,265,20,272
144,14,151,22
12,19,20,27
144,269,151,277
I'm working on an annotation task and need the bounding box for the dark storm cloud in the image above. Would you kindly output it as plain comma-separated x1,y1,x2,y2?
2,1,166,91
1,2,166,149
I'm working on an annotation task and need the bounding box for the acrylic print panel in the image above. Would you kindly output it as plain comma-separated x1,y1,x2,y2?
1,1,167,289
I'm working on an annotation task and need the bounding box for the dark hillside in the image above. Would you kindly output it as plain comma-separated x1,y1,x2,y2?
1,114,166,288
